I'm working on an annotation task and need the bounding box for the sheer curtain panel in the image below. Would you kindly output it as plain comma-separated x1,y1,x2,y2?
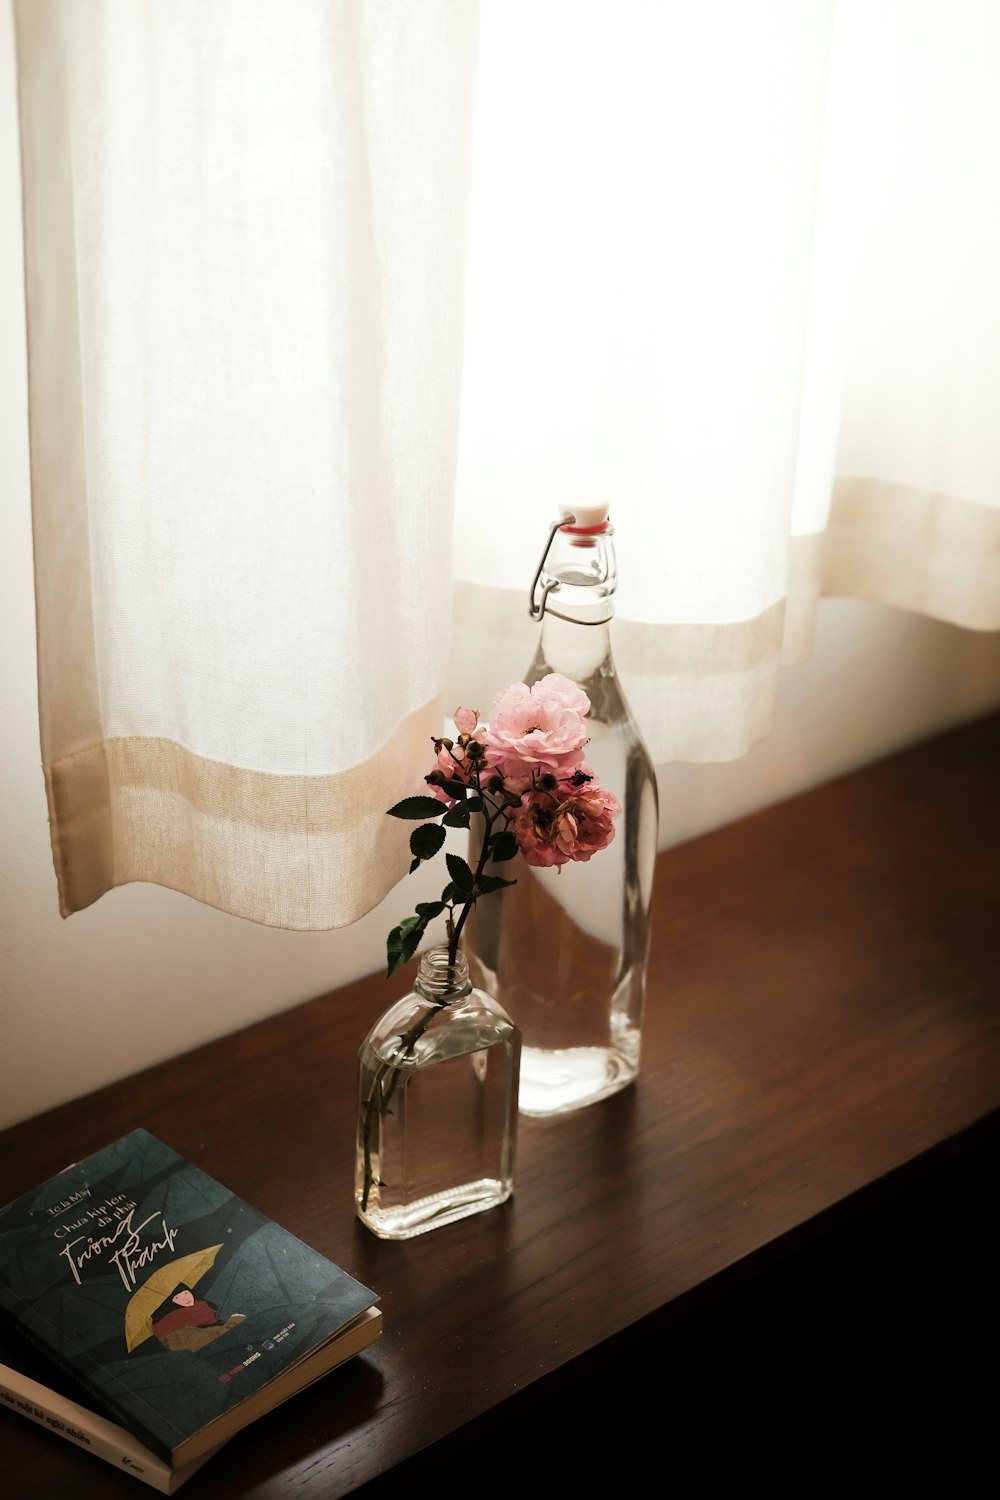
14,0,1000,929
448,0,1000,760
15,0,479,927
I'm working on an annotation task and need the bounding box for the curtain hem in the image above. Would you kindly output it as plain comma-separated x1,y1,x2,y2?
46,700,444,930
449,481,999,766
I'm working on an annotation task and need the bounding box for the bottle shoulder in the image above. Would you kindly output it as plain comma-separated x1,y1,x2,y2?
361,987,518,1060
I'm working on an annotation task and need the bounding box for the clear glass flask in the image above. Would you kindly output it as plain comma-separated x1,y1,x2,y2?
355,944,521,1239
465,505,659,1116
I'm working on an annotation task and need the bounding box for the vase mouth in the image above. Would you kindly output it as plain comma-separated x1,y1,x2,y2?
415,944,473,998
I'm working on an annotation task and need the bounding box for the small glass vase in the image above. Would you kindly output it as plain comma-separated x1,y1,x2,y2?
354,944,522,1241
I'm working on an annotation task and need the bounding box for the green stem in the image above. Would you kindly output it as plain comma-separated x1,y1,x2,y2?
360,1003,449,1212
362,762,514,1212
448,771,509,965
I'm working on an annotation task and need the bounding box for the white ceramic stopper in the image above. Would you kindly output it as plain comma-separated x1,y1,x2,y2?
559,501,610,529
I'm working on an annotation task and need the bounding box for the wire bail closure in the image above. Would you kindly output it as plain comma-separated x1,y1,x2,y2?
528,515,568,621
528,513,615,624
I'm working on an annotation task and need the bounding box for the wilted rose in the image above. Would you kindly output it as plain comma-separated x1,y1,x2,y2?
512,777,621,869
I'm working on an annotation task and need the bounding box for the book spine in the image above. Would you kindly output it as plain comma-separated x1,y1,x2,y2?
0,1359,180,1495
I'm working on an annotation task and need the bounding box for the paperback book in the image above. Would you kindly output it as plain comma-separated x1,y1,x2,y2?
0,1128,382,1477
0,1317,225,1493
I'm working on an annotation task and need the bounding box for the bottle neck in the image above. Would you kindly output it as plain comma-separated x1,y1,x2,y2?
415,944,472,1000
538,605,612,682
535,525,616,679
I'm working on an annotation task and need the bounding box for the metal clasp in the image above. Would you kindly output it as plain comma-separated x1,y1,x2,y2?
528,515,570,621
528,513,615,624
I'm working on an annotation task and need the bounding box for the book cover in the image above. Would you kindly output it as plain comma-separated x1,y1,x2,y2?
0,1128,381,1471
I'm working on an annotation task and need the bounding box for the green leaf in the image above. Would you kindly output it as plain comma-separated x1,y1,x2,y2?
477,873,518,895
446,852,474,894
438,777,469,800
442,802,471,829
416,900,446,919
409,822,446,862
440,882,463,905
387,796,447,820
465,796,483,814
386,921,424,976
489,830,519,863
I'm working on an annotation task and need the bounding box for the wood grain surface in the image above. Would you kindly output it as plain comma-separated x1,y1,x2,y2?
3,710,999,1497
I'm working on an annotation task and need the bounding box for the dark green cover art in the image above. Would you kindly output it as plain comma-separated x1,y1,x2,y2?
0,1130,379,1462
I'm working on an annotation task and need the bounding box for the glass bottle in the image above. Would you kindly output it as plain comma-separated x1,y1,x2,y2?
354,943,521,1240
465,504,659,1116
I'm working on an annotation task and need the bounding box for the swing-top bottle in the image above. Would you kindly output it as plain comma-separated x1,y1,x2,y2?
464,503,658,1115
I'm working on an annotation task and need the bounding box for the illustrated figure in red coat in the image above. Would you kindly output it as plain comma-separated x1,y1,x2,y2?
150,1283,246,1352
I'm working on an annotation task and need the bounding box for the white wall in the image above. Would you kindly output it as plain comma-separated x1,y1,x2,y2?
2,6,999,1132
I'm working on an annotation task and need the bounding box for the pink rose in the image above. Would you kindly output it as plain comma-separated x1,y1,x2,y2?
485,676,590,790
512,778,621,869
532,673,591,718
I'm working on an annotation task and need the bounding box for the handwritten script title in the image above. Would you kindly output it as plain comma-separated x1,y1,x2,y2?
49,1192,179,1291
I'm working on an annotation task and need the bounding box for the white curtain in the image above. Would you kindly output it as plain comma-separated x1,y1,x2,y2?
13,0,1000,929
450,0,1000,758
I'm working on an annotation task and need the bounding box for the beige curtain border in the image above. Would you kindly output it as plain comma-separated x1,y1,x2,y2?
450,480,999,767
16,5,115,905
823,477,1000,631
46,699,443,929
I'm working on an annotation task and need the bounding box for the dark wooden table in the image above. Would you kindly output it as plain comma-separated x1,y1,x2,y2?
4,710,999,1496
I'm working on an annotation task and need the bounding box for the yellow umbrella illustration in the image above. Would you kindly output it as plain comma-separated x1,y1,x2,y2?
124,1246,224,1352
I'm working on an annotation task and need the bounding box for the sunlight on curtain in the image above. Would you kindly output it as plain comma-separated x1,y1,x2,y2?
13,0,1000,928
450,0,1000,761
